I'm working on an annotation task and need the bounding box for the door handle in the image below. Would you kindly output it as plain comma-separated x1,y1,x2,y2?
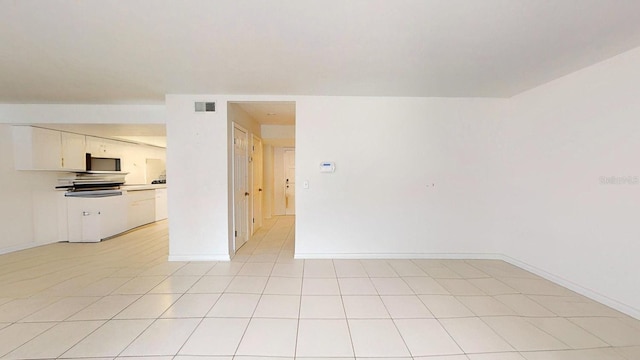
258,188,262,192
245,192,250,196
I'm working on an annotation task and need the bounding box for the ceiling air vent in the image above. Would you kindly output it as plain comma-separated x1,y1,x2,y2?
195,101,216,112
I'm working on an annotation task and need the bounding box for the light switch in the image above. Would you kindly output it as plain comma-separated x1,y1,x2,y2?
303,180,309,189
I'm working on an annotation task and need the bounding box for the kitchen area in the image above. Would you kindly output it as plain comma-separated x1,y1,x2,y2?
7,124,168,246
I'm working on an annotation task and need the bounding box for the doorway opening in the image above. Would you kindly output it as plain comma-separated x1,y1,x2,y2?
228,101,295,256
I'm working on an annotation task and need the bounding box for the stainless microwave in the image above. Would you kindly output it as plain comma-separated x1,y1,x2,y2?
85,153,121,171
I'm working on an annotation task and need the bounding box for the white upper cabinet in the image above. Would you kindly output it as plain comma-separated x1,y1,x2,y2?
61,132,86,171
13,126,86,171
85,136,120,158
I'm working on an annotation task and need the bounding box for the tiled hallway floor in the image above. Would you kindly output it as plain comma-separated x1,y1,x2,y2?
1,216,640,360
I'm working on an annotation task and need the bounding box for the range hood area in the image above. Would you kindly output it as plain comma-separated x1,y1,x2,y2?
57,171,128,198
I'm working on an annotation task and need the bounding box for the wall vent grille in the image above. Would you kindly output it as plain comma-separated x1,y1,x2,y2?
195,102,216,112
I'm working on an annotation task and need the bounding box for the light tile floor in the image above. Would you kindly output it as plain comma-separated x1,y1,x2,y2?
1,216,640,359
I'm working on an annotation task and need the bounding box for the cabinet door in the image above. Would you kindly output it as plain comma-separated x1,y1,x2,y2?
128,190,156,228
99,195,127,238
67,197,100,242
13,126,62,171
13,126,62,170
61,132,86,171
85,136,102,156
81,211,102,242
32,128,62,170
155,188,168,221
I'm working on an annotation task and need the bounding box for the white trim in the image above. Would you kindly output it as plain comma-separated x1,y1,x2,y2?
231,122,250,254
0,242,42,255
500,254,640,320
250,134,263,235
168,254,230,261
294,252,502,260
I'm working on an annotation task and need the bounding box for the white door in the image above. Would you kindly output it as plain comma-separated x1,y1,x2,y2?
284,149,295,215
233,124,249,251
252,136,263,234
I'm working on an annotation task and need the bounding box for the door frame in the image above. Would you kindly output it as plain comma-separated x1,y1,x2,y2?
251,135,263,235
232,123,250,252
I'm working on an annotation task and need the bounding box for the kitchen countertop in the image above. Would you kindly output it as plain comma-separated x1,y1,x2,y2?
120,184,167,191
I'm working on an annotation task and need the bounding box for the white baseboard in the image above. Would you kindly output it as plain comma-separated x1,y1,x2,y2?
294,252,502,260
0,240,60,255
168,254,230,261
0,242,39,255
500,254,640,320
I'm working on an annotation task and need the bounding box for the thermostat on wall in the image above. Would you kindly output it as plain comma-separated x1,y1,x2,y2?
320,162,335,173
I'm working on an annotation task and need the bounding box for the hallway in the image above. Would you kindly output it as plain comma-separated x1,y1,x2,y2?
0,216,639,359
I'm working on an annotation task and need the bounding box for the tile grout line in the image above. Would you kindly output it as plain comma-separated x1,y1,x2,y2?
231,215,291,358
378,259,417,358
107,248,189,358
335,259,357,358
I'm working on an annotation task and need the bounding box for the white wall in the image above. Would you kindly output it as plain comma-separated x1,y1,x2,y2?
498,46,640,317
295,97,506,258
166,95,506,261
166,96,230,260
0,124,66,253
229,103,262,137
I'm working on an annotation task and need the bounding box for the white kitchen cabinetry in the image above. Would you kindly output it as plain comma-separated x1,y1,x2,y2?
13,126,86,171
61,132,86,170
65,187,166,243
85,136,121,158
67,196,127,242
127,190,156,229
155,188,168,221
13,126,62,170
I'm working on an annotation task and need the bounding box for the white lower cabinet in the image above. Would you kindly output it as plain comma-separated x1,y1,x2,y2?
155,188,168,221
66,187,165,242
81,211,101,243
67,196,127,242
127,190,156,229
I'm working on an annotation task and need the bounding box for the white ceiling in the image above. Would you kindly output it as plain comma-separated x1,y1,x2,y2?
235,102,296,125
2,0,640,103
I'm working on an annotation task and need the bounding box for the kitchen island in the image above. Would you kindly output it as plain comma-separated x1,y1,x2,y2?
66,184,167,242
